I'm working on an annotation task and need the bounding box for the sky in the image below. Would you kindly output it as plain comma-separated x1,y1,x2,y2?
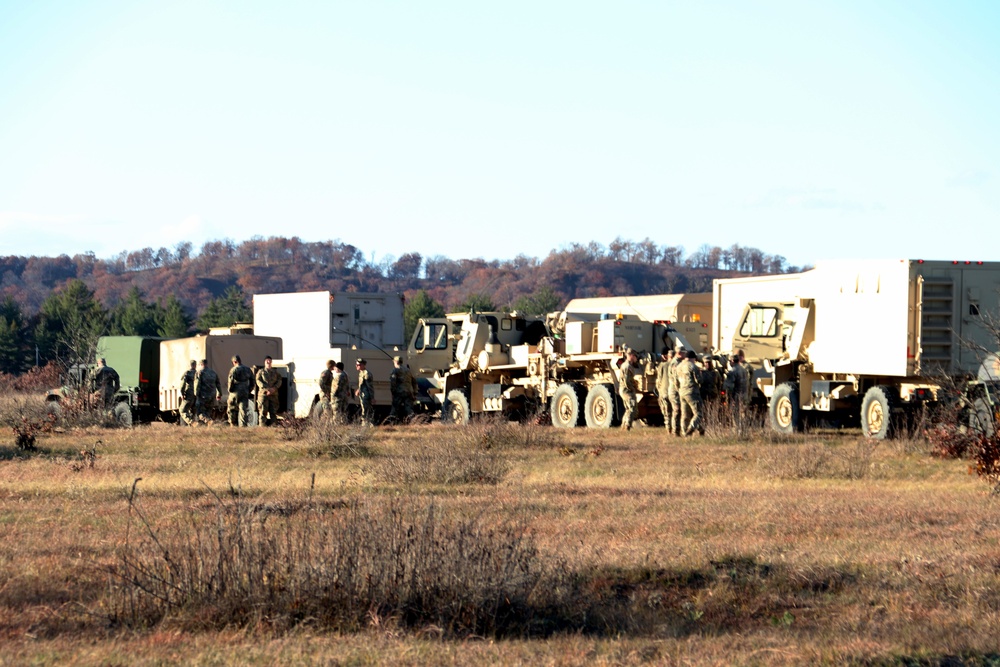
1,1,998,269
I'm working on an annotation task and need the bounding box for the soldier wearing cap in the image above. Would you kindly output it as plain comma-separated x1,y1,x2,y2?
355,358,374,425
93,357,120,409
179,360,197,425
655,347,675,431
318,360,334,417
389,355,417,422
666,347,684,435
676,350,705,436
332,361,350,423
194,358,222,422
227,354,254,427
618,349,640,431
255,355,281,426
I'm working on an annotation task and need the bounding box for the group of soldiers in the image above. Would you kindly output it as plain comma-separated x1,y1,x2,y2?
178,354,282,427
177,354,421,427
617,346,751,435
316,355,418,425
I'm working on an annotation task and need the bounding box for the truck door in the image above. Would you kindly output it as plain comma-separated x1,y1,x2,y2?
408,318,453,373
731,304,787,365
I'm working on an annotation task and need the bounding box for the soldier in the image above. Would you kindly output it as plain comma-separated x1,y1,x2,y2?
227,354,254,427
724,353,750,429
194,359,222,423
318,359,334,417
355,358,375,425
618,349,640,431
655,348,675,430
666,347,684,436
388,356,417,422
179,360,197,425
676,350,705,437
701,357,722,404
93,357,120,409
255,356,281,427
332,361,350,423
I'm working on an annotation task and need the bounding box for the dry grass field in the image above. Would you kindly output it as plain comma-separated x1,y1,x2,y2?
2,397,1000,666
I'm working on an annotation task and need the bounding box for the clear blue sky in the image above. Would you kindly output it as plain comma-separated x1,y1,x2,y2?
1,1,997,268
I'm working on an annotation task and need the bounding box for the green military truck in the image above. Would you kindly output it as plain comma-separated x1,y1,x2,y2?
47,332,283,426
47,336,163,427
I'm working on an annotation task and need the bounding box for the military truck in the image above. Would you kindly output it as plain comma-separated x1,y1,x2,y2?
407,293,715,428
47,333,282,425
712,259,1000,438
252,291,405,418
159,332,283,422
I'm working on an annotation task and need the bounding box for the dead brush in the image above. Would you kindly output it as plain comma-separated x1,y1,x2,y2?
0,394,55,451
305,419,377,459
373,419,515,485
106,483,561,637
753,439,880,480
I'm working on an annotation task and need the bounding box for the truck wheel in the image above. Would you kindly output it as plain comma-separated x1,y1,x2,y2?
970,398,997,435
861,386,896,439
585,384,620,429
444,389,471,425
551,384,585,428
113,402,133,429
769,382,800,434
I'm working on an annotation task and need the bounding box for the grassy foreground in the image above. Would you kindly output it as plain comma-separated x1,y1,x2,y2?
1,410,1000,666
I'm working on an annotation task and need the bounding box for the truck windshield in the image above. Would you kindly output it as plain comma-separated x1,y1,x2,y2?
413,323,449,350
740,307,779,338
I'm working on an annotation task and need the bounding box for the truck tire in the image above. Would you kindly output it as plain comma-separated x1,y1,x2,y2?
585,384,620,429
769,382,801,434
551,383,585,428
113,402,133,429
970,398,997,436
861,385,896,439
444,389,471,425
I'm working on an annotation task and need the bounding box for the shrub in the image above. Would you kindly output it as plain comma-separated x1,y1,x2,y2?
106,488,559,637
374,420,516,485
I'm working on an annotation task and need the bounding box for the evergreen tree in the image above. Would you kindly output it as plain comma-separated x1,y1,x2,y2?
157,295,192,337
0,297,29,373
109,286,161,336
403,290,446,342
197,285,252,330
455,292,495,313
34,279,107,369
512,286,561,317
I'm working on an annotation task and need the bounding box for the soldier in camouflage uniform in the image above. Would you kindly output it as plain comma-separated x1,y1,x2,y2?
355,358,374,425
255,355,281,427
700,357,722,404
388,356,417,422
227,354,254,427
655,348,675,430
179,360,197,425
666,347,684,436
676,350,705,437
724,353,750,429
93,357,120,409
194,359,221,423
618,349,640,431
318,359,334,417
331,361,350,423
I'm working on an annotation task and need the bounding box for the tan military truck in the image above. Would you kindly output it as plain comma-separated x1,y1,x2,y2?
713,259,1000,438
159,331,282,422
252,291,405,418
407,293,714,427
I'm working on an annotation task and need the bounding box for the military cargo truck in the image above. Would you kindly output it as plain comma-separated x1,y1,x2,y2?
713,259,1000,438
159,332,283,422
252,291,405,418
408,293,715,428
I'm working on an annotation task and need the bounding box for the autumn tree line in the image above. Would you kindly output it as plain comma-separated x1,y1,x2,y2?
0,235,800,375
